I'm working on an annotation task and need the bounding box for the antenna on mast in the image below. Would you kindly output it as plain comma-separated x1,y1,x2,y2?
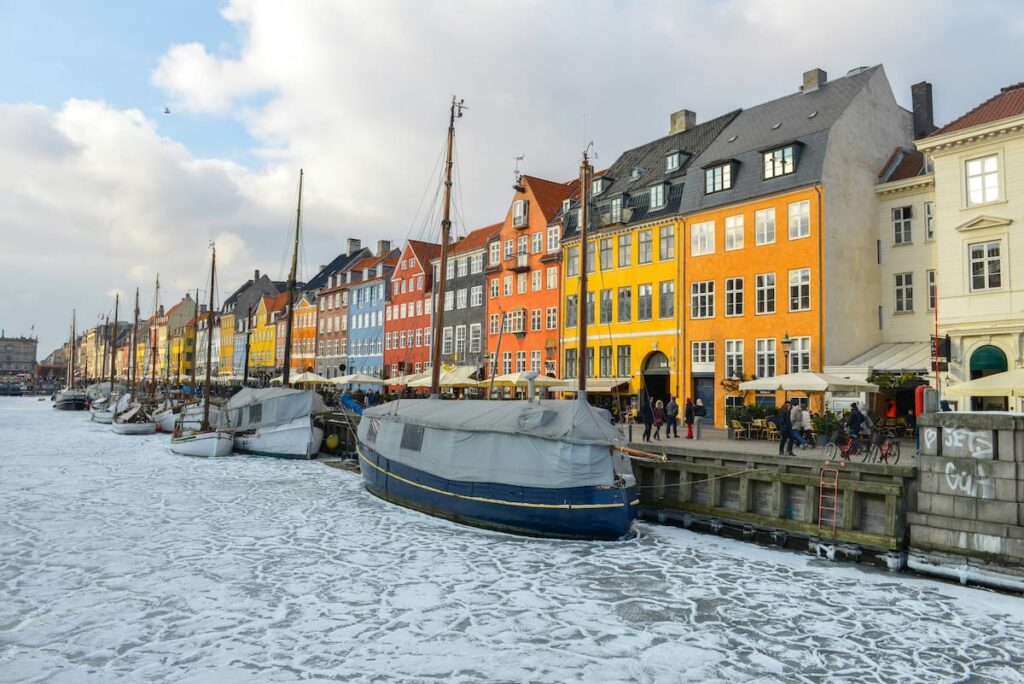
513,154,525,191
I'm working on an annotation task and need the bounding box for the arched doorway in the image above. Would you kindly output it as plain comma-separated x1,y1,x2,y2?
970,344,1008,411
640,351,671,412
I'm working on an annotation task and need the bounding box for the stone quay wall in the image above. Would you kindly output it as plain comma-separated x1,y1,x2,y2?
913,412,1024,588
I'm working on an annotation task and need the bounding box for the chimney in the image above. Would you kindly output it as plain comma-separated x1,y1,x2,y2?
254,269,260,282
911,81,936,139
669,109,697,135
801,68,827,92
347,238,361,255
377,239,391,256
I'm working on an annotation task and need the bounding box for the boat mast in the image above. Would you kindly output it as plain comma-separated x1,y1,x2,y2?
101,315,109,381
109,295,119,391
577,149,592,398
242,305,252,385
203,244,216,429
131,288,139,397
283,169,303,386
190,288,199,387
150,274,160,400
429,96,465,398
69,310,76,389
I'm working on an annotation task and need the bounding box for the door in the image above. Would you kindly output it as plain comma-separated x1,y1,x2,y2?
693,376,715,427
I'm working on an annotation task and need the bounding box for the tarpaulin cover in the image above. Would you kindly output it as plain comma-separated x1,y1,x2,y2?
357,399,625,489
218,388,324,432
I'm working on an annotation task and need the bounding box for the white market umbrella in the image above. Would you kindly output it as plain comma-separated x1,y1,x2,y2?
739,371,879,393
288,371,330,385
330,373,385,386
489,372,565,388
945,368,1024,397
408,366,480,388
386,372,430,386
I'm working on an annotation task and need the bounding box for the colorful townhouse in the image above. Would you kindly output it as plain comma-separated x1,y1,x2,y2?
314,239,372,379
430,223,501,375
288,293,317,373
485,175,574,381
249,292,288,380
679,66,911,424
384,240,440,380
222,269,285,377
560,108,739,413
347,248,399,386
194,309,218,377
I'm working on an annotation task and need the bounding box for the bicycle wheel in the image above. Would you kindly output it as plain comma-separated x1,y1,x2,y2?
859,442,872,463
822,443,838,462
889,441,900,465
864,443,878,464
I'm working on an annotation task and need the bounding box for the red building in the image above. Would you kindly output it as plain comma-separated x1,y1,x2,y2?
485,175,576,379
384,240,440,382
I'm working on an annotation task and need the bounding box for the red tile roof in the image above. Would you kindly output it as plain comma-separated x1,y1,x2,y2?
522,175,574,221
450,222,502,255
263,292,289,314
930,82,1024,136
405,240,441,269
878,147,926,182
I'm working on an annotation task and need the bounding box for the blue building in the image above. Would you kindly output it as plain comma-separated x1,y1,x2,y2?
347,249,399,390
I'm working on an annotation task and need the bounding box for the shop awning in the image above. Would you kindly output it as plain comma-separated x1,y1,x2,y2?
824,342,934,380
551,378,631,393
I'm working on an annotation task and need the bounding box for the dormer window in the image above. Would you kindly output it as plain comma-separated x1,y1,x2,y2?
512,199,528,227
650,184,666,209
665,152,681,172
561,199,571,214
763,145,796,179
591,178,606,195
704,163,733,194
630,167,643,180
610,197,623,223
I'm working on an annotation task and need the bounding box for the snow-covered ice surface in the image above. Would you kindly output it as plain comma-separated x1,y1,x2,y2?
2,397,1023,683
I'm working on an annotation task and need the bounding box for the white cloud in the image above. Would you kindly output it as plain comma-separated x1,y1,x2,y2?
4,0,1024,354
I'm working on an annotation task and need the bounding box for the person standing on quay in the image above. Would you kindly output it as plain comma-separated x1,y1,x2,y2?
639,398,654,443
684,398,695,439
776,403,795,456
652,400,667,440
666,396,680,438
693,398,706,440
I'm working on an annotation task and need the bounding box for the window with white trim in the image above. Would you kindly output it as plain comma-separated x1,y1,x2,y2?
516,350,527,372
503,275,512,296
446,259,455,280
504,239,514,259
600,289,613,323
788,336,811,373
469,323,482,353
531,350,542,372
531,308,542,331
666,152,680,172
610,197,623,223
512,199,528,227
650,184,665,209
490,279,499,299
691,341,715,364
457,258,468,277
966,155,999,205
517,272,527,294
441,327,453,354
503,351,513,375
489,313,500,335
691,221,715,256
969,241,1002,291
755,338,776,378
531,232,542,254
725,215,744,251
600,238,613,270
547,225,559,252
763,145,795,179
725,277,744,317
927,270,936,311
637,284,652,321
892,206,912,245
659,280,674,318
585,241,596,273
489,242,500,265
444,290,454,311
517,235,529,256
788,268,810,311
546,307,557,330
895,272,913,313
504,309,525,334
456,288,468,309
618,286,631,322
618,233,631,267
659,225,675,260
788,200,810,239
567,245,579,277
705,163,732,193
546,266,557,289
924,202,934,241
470,285,483,307
756,273,775,314
725,339,744,379
532,270,542,292
470,254,483,273
454,325,466,354
691,280,715,319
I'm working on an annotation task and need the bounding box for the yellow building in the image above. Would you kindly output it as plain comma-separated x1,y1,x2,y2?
250,293,288,372
218,311,235,376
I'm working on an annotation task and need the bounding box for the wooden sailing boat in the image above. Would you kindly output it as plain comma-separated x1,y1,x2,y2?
54,310,88,410
353,99,638,539
170,243,233,457
223,170,326,458
90,295,119,423
113,279,158,435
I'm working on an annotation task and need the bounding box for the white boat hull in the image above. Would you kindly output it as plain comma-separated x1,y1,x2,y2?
170,430,234,457
112,421,157,435
155,402,221,433
233,417,323,459
90,407,114,424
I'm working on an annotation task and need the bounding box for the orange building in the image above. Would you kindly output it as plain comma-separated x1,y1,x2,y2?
485,175,575,380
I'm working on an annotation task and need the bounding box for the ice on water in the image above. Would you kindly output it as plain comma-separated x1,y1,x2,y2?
1,397,1023,683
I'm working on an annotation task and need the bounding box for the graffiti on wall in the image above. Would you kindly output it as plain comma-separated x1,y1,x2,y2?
944,461,994,499
940,428,993,460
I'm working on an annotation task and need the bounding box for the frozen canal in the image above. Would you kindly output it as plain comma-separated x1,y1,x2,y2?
2,398,1023,683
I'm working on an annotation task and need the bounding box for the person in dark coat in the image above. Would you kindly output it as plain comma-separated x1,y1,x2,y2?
684,398,695,439
653,400,667,440
776,404,794,456
845,403,866,444
666,396,680,438
639,398,654,443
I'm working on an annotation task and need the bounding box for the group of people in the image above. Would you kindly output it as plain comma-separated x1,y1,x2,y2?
638,396,707,443
773,398,817,456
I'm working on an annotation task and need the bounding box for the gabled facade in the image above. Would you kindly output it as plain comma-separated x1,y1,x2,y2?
561,108,739,413
384,240,440,380
679,66,912,424
431,223,501,374
221,270,285,376
250,292,288,378
485,175,574,381
347,249,400,386
916,81,1024,410
290,293,317,373
314,240,373,378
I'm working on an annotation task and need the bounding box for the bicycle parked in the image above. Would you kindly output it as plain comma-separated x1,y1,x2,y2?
822,432,864,462
864,430,901,465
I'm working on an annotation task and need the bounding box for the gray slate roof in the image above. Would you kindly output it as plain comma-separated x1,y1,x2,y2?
562,109,740,240
303,249,371,293
681,66,880,212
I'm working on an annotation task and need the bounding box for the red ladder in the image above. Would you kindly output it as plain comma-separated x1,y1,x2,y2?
818,462,840,537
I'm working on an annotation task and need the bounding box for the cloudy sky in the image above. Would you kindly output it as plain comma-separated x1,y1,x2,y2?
2,0,1023,356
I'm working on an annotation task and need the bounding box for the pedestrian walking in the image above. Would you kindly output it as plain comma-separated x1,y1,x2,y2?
639,398,654,443
684,398,695,439
666,396,680,438
653,400,667,440
693,398,706,440
776,403,794,456
789,398,808,449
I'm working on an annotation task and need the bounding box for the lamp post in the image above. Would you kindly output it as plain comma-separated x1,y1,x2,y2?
781,332,793,374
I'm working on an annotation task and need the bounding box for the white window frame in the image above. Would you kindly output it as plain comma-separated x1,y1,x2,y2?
489,242,501,265
788,268,810,312
470,285,483,307
469,323,482,353
894,272,913,313
965,154,1000,206
755,273,776,315
690,280,715,319
725,277,744,317
690,221,715,256
650,184,665,209
547,225,559,253
969,241,1003,292
512,199,528,227
892,206,912,245
691,340,715,364
546,266,557,289
924,202,935,242
725,215,744,251
705,163,732,194
788,336,811,373
927,269,936,311
755,338,776,378
788,200,810,240
725,339,744,380
763,145,795,179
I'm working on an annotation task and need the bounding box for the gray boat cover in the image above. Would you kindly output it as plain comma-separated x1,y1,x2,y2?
357,399,625,488
218,387,324,432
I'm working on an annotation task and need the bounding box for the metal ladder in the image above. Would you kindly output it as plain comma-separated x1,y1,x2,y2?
817,462,840,537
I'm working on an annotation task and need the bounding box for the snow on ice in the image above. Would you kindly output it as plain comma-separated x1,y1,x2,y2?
1,397,1023,682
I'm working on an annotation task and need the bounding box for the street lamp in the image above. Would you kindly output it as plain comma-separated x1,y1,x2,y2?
781,332,793,373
